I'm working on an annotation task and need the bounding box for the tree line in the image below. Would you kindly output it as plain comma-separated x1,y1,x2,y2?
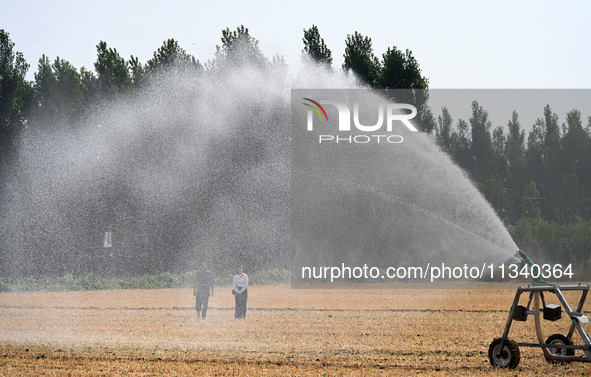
1,25,590,277
0,24,429,172
436,103,591,272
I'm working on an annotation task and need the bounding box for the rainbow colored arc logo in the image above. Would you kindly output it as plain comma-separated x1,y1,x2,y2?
302,98,328,122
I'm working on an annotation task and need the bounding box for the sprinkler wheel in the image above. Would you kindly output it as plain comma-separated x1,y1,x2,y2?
545,333,575,363
488,338,520,368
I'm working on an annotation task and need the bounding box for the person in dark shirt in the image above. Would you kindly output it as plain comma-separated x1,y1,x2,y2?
193,262,214,319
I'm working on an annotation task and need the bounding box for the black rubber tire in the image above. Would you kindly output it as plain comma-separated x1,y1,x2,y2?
545,333,574,364
488,338,520,368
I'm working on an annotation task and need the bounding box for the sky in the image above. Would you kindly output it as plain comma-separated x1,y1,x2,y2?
2,0,590,88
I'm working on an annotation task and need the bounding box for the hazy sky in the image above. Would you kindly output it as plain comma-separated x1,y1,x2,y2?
2,0,590,88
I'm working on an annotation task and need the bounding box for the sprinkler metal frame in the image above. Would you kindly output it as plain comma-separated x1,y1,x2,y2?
489,250,591,368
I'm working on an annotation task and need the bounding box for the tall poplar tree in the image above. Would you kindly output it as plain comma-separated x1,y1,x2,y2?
302,25,332,67
342,31,380,88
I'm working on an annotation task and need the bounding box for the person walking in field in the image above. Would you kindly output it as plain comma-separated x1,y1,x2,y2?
193,262,214,319
232,265,248,319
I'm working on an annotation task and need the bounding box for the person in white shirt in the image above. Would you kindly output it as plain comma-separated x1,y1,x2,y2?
232,265,248,319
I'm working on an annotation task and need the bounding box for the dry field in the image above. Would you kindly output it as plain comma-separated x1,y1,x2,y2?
1,283,591,376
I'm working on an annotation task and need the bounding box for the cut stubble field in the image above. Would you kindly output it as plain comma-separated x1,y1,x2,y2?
1,284,591,376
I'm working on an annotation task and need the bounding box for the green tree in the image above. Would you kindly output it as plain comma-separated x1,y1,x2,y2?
215,25,268,69
32,55,86,125
492,126,507,178
558,110,590,219
379,46,434,133
449,118,473,172
94,41,131,97
541,105,562,219
543,105,561,170
53,58,83,115
342,31,380,87
478,174,508,220
53,57,83,122
525,119,545,201
562,109,586,171
302,25,332,67
552,173,583,224
504,111,526,223
522,181,542,221
0,29,32,265
379,46,428,90
79,66,99,109
469,101,495,182
523,105,562,220
127,55,145,86
145,39,202,75
563,110,590,192
33,54,58,118
0,29,32,158
436,106,453,152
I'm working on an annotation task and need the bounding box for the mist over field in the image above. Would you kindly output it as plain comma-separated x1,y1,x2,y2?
2,26,590,283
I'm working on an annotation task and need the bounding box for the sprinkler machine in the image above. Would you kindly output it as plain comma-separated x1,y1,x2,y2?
489,249,591,368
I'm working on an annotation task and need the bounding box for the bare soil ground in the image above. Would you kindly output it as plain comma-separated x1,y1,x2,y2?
1,284,591,375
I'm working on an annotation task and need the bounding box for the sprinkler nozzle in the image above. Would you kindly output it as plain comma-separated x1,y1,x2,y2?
517,249,535,267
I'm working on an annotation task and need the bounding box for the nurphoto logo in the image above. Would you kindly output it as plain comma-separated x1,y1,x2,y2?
302,97,418,144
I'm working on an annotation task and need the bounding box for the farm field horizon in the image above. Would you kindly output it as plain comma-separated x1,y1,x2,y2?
2,284,591,375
